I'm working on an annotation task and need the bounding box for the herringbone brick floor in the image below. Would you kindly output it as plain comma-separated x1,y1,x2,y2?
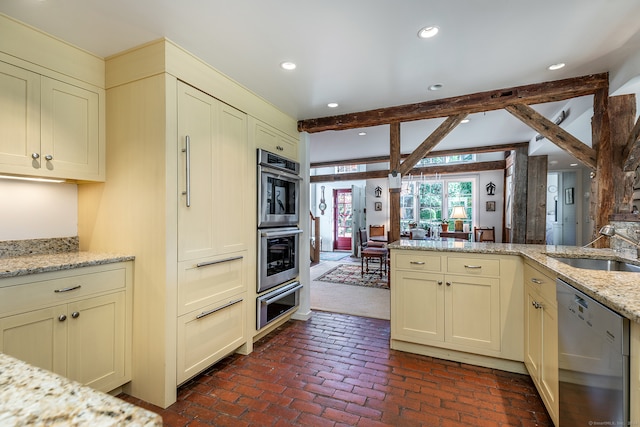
120,311,552,426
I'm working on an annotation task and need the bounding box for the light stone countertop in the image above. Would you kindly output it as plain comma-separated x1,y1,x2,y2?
0,352,162,426
0,252,135,279
388,239,640,323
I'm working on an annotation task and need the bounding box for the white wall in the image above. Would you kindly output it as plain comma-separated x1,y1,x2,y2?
476,170,505,242
0,180,78,240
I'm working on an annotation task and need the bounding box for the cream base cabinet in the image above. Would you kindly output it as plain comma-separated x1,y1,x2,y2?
0,262,132,393
391,250,523,370
0,59,104,181
523,262,559,426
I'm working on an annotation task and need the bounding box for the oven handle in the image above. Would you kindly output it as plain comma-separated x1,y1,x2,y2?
196,298,243,319
259,165,303,181
261,229,303,238
196,255,243,268
261,283,303,305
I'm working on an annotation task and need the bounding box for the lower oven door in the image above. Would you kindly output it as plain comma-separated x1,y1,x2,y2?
257,281,302,330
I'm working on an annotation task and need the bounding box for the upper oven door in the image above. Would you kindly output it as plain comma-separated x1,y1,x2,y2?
258,165,301,228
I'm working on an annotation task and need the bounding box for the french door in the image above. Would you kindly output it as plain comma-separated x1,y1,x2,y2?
333,189,352,250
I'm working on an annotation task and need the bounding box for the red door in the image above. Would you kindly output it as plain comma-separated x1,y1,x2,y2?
334,189,352,250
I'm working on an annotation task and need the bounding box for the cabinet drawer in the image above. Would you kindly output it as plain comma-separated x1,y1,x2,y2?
253,121,298,161
178,255,245,316
176,295,245,384
0,266,126,315
524,262,556,303
394,253,441,272
446,256,500,277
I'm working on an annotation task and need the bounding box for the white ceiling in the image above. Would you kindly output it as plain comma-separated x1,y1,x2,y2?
3,0,640,170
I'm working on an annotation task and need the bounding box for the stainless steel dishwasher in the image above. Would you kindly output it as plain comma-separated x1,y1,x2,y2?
556,279,629,426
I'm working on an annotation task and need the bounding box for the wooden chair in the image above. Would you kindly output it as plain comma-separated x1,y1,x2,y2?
359,228,387,277
474,226,496,242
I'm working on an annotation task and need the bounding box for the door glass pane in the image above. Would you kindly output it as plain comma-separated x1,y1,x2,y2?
447,181,473,229
337,191,352,238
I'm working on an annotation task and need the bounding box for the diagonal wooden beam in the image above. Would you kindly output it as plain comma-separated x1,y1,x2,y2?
298,73,608,133
397,114,467,176
623,114,640,171
504,103,597,169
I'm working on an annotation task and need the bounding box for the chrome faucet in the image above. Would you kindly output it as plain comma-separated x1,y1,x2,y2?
599,224,640,258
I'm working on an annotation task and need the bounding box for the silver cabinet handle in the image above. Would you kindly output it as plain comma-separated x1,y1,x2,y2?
409,261,425,265
446,282,452,286
196,298,243,319
31,153,40,159
276,145,284,151
196,255,243,268
71,312,80,319
464,265,482,269
530,278,543,284
437,281,443,286
45,154,53,161
182,135,191,207
58,314,67,322
54,285,81,293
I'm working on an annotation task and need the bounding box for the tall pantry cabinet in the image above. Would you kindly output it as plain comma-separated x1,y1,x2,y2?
78,39,298,408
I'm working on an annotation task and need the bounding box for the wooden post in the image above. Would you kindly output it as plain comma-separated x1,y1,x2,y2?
610,95,637,212
593,89,612,248
511,146,529,244
389,122,401,243
526,156,548,244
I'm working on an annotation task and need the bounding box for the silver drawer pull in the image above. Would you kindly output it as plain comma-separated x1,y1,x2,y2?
196,255,243,268
54,285,82,293
530,278,543,284
196,298,243,319
410,261,425,265
464,265,482,269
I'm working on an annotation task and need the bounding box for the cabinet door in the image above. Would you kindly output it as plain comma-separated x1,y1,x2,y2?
0,305,67,376
523,284,542,378
177,82,218,261
444,274,500,351
40,77,101,180
67,292,126,391
539,298,558,424
392,270,444,344
253,120,298,160
215,103,248,254
0,61,40,171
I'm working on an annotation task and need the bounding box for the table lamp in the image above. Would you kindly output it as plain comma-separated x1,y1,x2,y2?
450,206,467,232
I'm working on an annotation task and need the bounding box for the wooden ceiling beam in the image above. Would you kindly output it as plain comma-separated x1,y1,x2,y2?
309,160,506,183
298,73,608,133
505,103,597,169
310,142,529,169
398,114,467,175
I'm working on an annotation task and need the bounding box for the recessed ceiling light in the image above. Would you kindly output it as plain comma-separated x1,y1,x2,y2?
428,83,443,91
280,61,296,70
327,102,339,108
570,163,578,167
461,119,470,124
358,132,367,136
418,26,439,39
548,63,565,71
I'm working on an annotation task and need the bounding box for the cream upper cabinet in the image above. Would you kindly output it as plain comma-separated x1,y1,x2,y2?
251,118,298,161
177,82,248,262
0,60,104,181
523,262,559,426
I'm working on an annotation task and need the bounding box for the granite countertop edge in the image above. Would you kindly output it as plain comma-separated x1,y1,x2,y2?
388,240,640,323
0,252,135,279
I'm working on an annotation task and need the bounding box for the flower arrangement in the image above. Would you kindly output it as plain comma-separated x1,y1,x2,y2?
440,218,448,224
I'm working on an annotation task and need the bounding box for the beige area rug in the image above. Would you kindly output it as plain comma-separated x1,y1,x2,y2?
315,263,389,289
310,259,390,320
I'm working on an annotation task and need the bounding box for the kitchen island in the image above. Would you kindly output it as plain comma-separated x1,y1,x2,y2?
388,239,640,426
0,352,161,426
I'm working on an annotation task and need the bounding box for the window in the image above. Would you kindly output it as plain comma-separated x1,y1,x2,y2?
401,177,476,231
335,164,359,173
417,154,475,167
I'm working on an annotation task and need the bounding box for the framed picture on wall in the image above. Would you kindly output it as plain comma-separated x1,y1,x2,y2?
565,187,574,205
486,201,496,212
374,202,382,211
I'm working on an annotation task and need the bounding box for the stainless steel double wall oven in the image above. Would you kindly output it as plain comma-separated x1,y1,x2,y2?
256,149,302,329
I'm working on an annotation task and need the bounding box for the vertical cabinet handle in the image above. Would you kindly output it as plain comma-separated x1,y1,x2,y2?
182,135,191,207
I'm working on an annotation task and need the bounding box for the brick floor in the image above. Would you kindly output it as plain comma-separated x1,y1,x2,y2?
119,311,553,426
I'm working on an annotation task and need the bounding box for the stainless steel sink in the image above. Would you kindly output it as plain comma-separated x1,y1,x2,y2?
552,257,640,272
